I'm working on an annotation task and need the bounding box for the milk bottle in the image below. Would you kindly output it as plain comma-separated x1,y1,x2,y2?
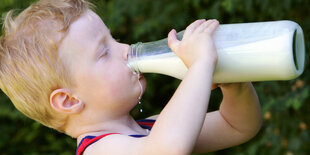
127,20,305,83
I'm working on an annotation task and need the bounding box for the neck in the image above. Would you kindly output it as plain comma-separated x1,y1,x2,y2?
68,114,145,144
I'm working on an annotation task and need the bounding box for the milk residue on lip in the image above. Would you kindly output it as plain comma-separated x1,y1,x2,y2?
127,62,144,110
137,73,143,112
137,73,143,100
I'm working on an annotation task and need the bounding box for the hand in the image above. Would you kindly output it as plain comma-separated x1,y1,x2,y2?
218,83,247,89
211,84,218,90
211,83,249,91
167,19,219,68
217,82,253,96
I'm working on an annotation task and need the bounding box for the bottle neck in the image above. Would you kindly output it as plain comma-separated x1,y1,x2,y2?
127,31,183,75
128,42,142,74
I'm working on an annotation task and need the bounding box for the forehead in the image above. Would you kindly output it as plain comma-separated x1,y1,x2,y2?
57,10,109,71
66,10,108,41
58,10,109,59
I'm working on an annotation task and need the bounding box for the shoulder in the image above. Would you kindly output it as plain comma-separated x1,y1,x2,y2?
145,114,159,120
83,134,147,155
82,116,159,155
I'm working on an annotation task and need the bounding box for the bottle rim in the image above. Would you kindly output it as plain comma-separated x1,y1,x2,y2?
127,42,143,74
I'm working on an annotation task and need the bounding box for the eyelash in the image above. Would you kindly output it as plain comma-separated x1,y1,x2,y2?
99,47,109,58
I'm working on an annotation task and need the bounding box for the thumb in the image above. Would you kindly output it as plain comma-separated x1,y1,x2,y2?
211,84,218,90
168,29,180,53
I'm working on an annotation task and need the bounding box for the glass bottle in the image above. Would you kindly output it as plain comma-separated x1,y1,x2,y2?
128,20,305,83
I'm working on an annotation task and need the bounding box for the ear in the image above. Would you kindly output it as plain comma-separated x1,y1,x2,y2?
49,88,84,114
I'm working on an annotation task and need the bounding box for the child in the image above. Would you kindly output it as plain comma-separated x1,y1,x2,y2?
0,0,262,154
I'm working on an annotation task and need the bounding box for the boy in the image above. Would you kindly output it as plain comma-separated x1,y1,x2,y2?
0,0,262,154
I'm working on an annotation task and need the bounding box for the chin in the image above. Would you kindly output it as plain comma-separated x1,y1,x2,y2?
139,77,147,92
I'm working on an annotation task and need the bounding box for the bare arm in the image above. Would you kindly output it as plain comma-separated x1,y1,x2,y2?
219,83,262,137
145,19,219,155
145,82,262,153
192,82,262,153
147,59,215,154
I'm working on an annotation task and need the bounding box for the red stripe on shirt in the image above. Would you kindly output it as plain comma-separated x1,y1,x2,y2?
76,133,120,155
137,122,154,127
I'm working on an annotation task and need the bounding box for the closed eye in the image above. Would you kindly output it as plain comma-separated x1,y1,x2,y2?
99,47,109,59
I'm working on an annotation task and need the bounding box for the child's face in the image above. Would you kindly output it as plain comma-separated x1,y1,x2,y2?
58,10,146,113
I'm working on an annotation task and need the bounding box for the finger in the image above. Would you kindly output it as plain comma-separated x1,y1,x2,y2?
168,29,180,53
194,19,216,33
203,19,219,35
183,19,206,38
211,84,218,90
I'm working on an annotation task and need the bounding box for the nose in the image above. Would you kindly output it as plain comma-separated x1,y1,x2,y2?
121,43,130,61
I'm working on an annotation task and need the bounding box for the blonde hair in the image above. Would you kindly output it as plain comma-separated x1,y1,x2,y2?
0,0,94,132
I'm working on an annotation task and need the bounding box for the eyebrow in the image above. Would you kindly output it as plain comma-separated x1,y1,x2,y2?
94,34,106,58
95,30,111,57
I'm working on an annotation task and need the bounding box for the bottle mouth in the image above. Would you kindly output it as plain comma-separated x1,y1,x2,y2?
292,27,305,75
293,30,304,71
127,43,142,74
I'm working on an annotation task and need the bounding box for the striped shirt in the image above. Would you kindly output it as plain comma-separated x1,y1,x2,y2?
76,119,155,155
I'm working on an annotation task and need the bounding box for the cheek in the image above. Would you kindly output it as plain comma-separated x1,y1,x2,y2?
104,65,133,98
76,72,109,101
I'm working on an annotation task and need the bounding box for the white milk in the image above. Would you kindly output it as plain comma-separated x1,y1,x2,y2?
128,20,305,83
132,53,187,79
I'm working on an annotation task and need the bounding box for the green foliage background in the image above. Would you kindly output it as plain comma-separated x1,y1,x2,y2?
0,0,309,154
